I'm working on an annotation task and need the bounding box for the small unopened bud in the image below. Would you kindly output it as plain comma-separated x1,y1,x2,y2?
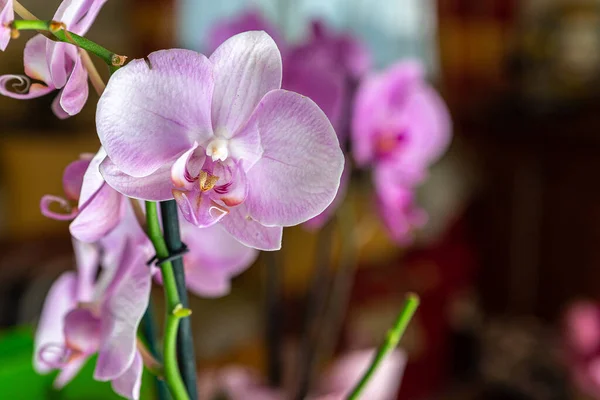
111,54,127,66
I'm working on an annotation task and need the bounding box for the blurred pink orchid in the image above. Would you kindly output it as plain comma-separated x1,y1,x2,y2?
96,31,344,251
34,239,151,400
352,61,451,243
564,301,600,398
201,349,406,400
0,0,13,51
0,0,107,118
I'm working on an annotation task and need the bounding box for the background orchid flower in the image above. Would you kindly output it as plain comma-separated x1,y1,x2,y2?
97,31,344,251
34,239,151,400
0,0,107,118
0,0,13,51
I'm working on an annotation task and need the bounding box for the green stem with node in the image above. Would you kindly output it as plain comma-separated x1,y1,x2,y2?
145,201,190,400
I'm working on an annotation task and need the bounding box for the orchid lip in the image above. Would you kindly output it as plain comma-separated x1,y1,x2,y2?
199,170,219,192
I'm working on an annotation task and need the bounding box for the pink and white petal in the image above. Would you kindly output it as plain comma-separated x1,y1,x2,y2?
210,31,282,135
111,351,143,400
244,89,344,227
25,35,54,85
79,148,107,206
53,355,89,389
63,158,91,200
303,158,350,231
0,0,14,51
63,308,102,354
59,53,89,116
220,204,282,251
214,162,248,207
34,272,78,374
95,245,150,380
51,91,71,120
40,195,78,221
69,0,108,35
100,156,174,201
316,350,407,400
45,40,70,89
171,142,204,191
228,120,263,171
72,239,100,302
182,222,258,297
70,182,126,243
97,50,214,177
173,189,228,228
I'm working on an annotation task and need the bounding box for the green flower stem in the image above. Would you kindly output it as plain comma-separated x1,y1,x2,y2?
346,293,420,400
10,19,123,67
145,201,190,400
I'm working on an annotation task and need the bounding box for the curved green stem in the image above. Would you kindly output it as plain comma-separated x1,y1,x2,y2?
346,293,420,400
10,19,124,67
146,201,190,400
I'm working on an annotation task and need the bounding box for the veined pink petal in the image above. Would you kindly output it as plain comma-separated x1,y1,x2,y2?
72,239,100,302
173,189,228,228
213,162,248,207
111,351,143,400
171,142,204,191
59,0,108,35
59,53,89,116
220,204,282,251
210,31,282,135
79,148,107,206
181,222,258,297
97,49,215,177
25,35,54,85
34,272,78,374
63,157,91,201
52,91,71,119
95,244,150,380
100,156,174,201
303,157,350,231
40,195,78,221
70,182,126,243
45,40,70,89
0,0,14,51
244,89,344,227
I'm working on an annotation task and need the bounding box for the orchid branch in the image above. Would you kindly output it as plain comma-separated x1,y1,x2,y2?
145,201,190,400
10,19,125,68
346,293,420,400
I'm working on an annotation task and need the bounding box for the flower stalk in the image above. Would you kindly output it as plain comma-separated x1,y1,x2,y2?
346,293,420,400
145,201,190,400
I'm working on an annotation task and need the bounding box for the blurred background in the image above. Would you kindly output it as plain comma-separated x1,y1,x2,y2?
2,0,600,399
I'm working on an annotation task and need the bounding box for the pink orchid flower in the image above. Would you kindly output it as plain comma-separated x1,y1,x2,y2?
0,0,107,118
0,0,13,51
352,61,451,243
96,31,344,251
202,349,406,400
34,239,151,400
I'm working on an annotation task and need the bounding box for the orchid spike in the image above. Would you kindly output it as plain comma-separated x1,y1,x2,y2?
0,0,107,118
96,31,345,251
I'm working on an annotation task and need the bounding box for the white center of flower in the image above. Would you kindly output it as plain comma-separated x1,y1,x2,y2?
206,138,229,162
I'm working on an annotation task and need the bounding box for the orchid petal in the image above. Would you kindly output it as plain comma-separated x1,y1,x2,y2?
40,195,78,221
65,0,108,35
70,182,126,243
59,53,89,116
182,222,258,297
45,40,70,89
79,148,107,206
213,162,248,207
173,189,228,228
95,245,150,380
210,31,282,135
220,204,282,251
171,142,204,191
244,89,344,227
63,158,91,200
63,308,102,354
0,0,14,51
54,355,89,389
111,351,143,400
304,157,350,231
100,156,174,201
34,272,78,374
97,49,214,177
25,35,54,85
51,92,71,119
72,239,100,302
